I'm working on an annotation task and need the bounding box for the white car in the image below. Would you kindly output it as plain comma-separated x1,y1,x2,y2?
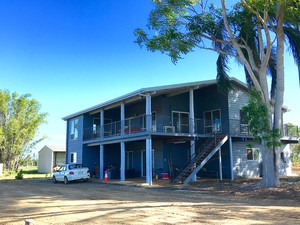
53,163,90,184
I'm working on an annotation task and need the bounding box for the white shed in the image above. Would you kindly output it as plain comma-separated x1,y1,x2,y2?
38,145,66,173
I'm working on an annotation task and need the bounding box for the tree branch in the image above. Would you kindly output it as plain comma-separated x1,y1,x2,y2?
221,0,262,92
241,0,272,73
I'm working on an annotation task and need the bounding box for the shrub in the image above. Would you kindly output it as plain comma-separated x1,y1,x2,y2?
15,169,24,180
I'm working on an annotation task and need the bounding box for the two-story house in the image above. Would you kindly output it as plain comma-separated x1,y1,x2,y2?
62,78,295,185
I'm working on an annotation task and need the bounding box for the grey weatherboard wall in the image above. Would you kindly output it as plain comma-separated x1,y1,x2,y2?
66,115,84,164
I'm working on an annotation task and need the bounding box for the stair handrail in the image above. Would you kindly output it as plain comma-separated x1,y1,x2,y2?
171,124,224,183
188,125,223,166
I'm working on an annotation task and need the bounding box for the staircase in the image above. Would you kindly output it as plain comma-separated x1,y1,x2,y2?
171,134,228,184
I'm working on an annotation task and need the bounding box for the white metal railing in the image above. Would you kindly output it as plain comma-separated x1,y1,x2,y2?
83,116,257,141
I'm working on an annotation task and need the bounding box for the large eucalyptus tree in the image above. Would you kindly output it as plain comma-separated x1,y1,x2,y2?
135,0,300,187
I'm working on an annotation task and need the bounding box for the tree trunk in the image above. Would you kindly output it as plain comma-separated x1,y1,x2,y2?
261,143,278,187
272,2,286,186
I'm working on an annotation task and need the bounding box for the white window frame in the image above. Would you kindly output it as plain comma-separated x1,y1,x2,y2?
246,148,260,161
203,109,221,134
70,118,79,140
172,111,190,133
70,152,77,163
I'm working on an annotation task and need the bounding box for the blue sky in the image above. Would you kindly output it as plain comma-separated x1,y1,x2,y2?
0,1,299,155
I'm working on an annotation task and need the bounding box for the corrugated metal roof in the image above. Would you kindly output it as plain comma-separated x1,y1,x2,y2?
39,145,66,153
62,77,248,121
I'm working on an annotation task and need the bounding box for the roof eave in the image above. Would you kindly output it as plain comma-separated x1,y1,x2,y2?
62,77,247,121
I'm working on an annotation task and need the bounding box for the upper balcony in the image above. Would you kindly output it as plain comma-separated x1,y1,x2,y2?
83,114,254,142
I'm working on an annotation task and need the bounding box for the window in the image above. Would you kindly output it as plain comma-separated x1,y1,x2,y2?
172,111,189,133
240,110,249,134
246,148,259,161
125,151,133,170
70,118,78,140
204,109,221,133
70,152,77,163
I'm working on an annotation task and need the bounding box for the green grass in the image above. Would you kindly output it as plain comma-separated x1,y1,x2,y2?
1,166,50,179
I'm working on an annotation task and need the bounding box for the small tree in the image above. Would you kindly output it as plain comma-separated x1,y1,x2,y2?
291,144,300,166
0,90,47,170
242,89,282,182
286,124,300,165
284,123,299,138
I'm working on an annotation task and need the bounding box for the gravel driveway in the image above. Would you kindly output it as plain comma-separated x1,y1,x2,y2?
0,178,299,225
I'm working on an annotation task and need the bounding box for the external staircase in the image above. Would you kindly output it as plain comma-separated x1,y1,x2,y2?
171,133,228,184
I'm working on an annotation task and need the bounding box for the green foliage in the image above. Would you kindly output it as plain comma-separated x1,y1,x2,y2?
291,144,300,165
0,90,47,170
15,169,24,180
20,167,38,174
242,89,281,148
135,1,219,63
32,159,38,166
287,123,300,165
19,154,36,167
246,143,253,148
284,123,299,138
135,0,300,83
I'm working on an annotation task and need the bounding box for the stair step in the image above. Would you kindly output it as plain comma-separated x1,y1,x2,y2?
171,134,226,185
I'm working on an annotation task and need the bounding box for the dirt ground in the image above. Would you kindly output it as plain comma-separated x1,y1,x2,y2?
0,172,300,225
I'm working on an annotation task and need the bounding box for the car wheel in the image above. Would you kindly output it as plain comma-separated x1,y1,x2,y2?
64,176,69,184
52,176,57,183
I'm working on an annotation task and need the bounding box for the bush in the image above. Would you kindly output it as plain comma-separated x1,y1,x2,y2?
291,144,300,166
15,169,24,180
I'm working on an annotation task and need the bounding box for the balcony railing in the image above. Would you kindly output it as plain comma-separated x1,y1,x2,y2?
83,115,256,141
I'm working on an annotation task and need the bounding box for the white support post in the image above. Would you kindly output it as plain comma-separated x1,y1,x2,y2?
229,136,234,180
219,147,223,181
120,142,125,181
50,152,54,178
145,95,152,132
145,94,153,185
189,89,197,181
121,103,125,135
146,138,152,185
189,88,195,134
100,145,104,180
100,110,104,138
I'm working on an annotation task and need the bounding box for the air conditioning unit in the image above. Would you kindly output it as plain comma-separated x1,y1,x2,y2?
152,125,157,132
164,126,175,133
